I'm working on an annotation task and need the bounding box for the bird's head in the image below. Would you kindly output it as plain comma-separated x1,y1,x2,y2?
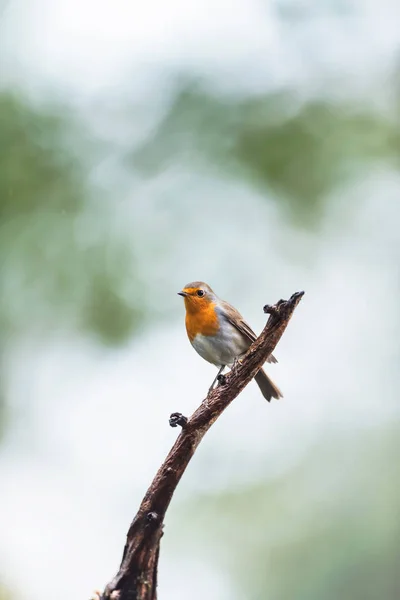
178,281,216,312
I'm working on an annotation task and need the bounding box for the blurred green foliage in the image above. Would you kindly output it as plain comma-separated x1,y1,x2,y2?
0,91,144,443
0,92,141,347
179,426,400,599
0,582,13,600
132,81,400,225
0,94,82,218
0,583,12,600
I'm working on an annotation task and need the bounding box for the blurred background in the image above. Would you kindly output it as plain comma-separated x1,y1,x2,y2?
0,0,399,599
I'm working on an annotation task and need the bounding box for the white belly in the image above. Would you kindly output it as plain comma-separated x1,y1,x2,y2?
191,328,249,367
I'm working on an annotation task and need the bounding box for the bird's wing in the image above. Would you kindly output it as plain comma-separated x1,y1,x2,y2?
219,300,278,364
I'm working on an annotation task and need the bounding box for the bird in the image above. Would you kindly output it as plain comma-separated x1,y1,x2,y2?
178,281,282,401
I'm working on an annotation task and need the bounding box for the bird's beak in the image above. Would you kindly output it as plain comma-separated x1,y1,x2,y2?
178,290,187,297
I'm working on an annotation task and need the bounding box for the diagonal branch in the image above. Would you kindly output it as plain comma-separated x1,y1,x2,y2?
98,291,304,600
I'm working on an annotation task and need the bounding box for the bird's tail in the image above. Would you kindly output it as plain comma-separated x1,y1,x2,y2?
255,368,283,402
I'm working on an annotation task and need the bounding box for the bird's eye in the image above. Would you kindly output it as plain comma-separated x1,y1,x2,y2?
196,289,205,297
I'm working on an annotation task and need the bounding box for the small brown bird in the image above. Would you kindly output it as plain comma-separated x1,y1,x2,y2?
178,281,282,401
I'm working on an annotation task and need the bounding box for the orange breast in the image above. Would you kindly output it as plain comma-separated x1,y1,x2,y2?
185,300,220,342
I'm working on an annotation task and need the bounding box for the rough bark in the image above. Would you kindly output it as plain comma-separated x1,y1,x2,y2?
99,291,304,600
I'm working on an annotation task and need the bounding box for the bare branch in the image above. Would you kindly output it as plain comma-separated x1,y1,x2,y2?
98,291,304,600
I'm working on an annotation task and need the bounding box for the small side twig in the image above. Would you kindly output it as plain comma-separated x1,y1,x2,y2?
168,412,188,428
97,291,304,600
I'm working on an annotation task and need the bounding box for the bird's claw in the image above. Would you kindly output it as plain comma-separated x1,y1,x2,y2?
217,373,227,385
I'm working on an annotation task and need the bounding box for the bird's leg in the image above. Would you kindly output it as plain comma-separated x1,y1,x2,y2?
208,365,226,393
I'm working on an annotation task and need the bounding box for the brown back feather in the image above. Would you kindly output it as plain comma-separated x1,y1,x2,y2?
219,300,278,364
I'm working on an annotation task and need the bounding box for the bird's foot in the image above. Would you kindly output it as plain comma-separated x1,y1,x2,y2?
217,373,227,386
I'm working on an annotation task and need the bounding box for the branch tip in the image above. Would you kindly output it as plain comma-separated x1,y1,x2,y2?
263,303,278,316
289,290,305,303
263,290,305,316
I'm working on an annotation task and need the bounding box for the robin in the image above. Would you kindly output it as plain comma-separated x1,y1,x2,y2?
178,281,282,401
